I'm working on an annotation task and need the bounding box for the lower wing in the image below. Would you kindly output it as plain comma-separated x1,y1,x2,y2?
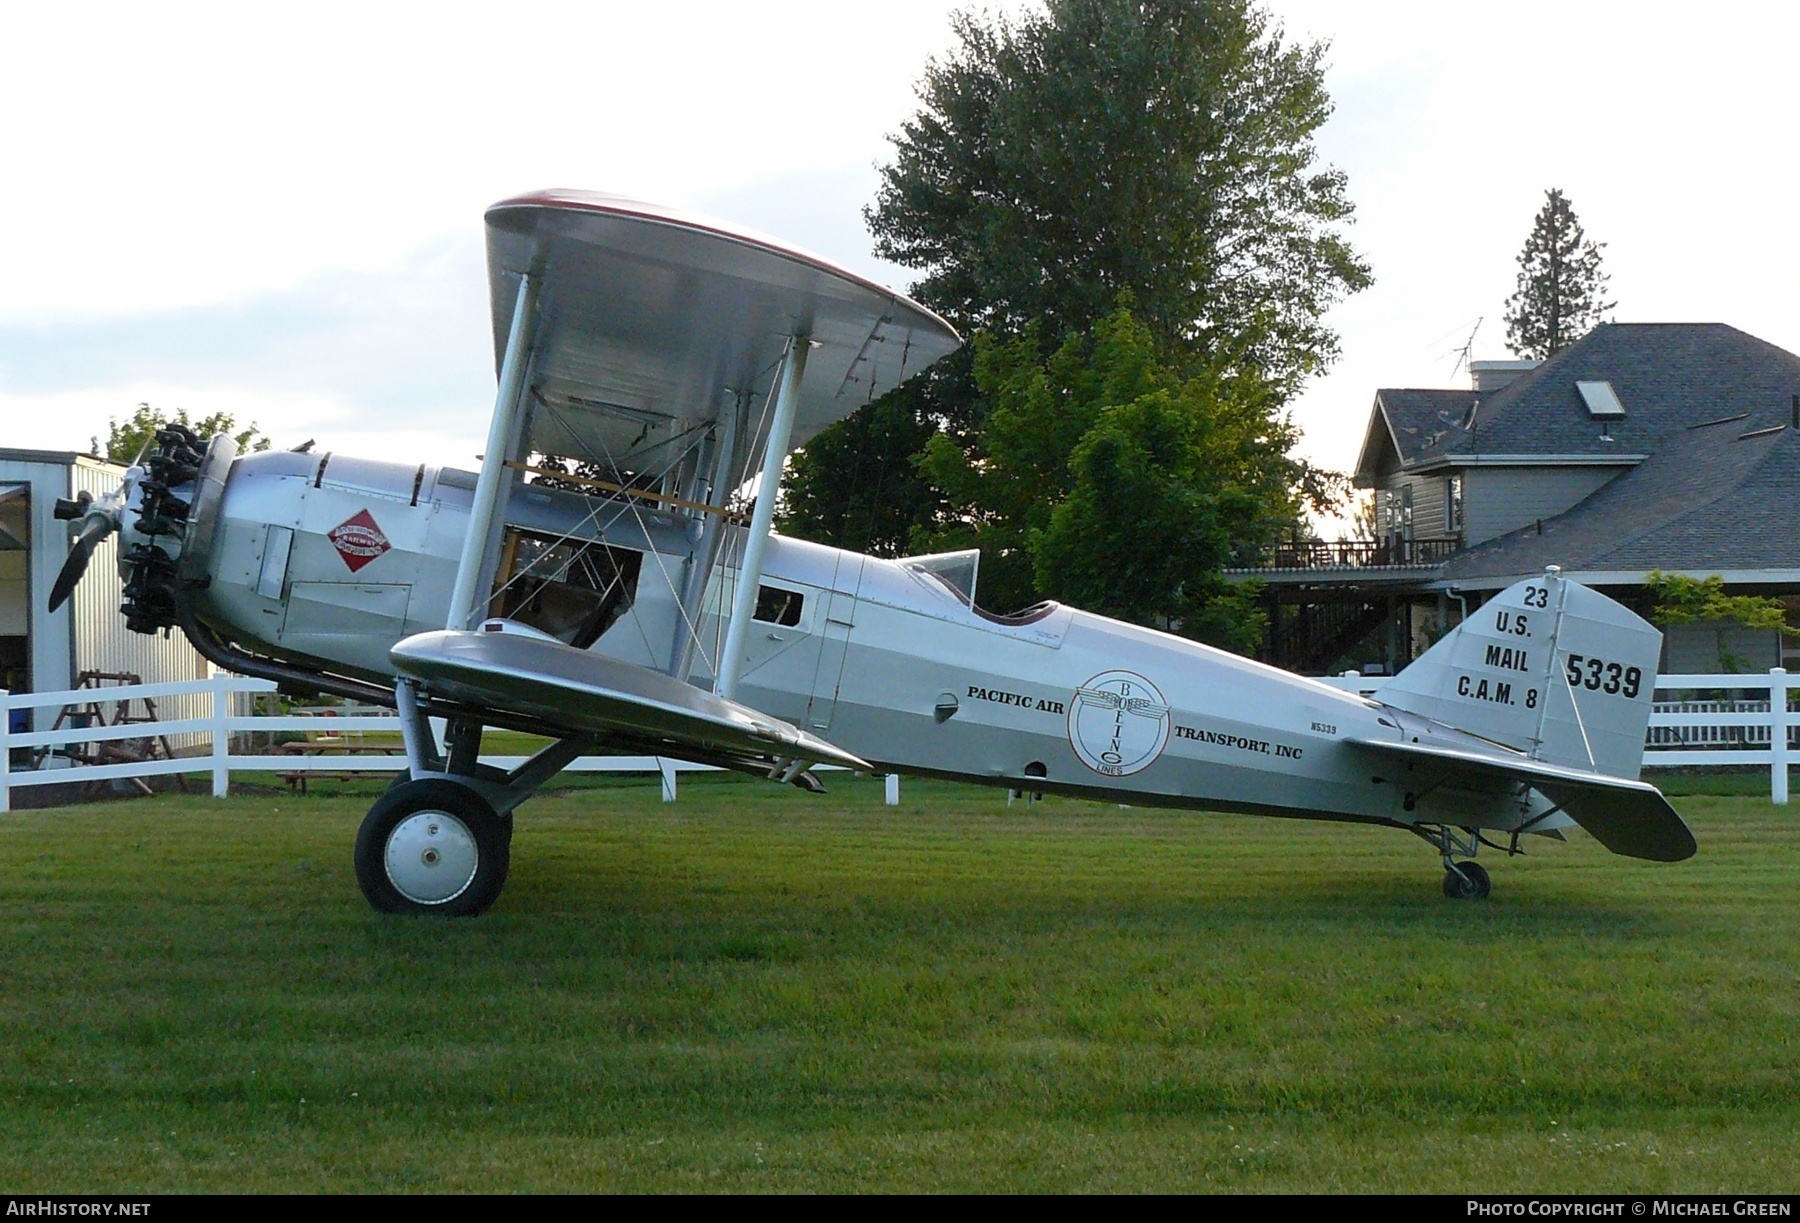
1345,736,1696,862
391,627,870,779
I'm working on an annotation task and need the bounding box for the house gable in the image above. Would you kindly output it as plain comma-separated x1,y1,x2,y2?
1355,389,1478,486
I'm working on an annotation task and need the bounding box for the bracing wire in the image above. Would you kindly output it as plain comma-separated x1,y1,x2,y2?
530,405,713,667
486,340,796,679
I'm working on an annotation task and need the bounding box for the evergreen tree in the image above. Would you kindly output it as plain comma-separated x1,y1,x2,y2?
868,0,1369,391
1503,189,1614,360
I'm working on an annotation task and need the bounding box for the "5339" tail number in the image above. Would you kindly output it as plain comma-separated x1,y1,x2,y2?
1564,653,1642,699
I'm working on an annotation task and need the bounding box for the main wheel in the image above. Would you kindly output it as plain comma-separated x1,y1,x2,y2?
1442,861,1492,900
385,768,513,848
354,779,509,916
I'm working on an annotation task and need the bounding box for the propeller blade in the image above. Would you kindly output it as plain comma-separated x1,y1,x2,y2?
47,516,115,613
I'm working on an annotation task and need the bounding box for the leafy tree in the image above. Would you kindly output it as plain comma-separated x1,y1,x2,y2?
783,0,1368,553
912,315,1155,610
1033,390,1274,654
1503,189,1614,360
93,403,270,463
1645,570,1795,673
776,359,974,556
916,305,1296,652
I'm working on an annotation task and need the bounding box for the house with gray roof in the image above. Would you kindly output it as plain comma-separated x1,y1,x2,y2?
1231,323,1800,674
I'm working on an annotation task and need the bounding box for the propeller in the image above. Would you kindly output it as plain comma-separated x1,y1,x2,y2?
47,505,120,613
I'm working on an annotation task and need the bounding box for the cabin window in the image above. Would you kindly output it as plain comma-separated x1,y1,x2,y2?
490,531,642,649
1445,475,1464,534
754,585,804,627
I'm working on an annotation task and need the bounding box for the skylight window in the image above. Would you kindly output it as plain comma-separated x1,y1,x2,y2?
1576,380,1626,418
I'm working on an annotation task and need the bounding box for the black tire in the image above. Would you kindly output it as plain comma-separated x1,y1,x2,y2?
1442,861,1492,900
354,779,509,916
386,762,510,790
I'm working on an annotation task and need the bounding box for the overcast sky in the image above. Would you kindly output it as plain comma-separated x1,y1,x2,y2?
4,0,1797,525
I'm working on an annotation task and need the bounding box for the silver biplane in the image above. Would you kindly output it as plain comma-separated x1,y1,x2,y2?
49,190,1696,915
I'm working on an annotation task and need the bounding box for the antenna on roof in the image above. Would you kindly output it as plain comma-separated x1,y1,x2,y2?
1450,317,1483,380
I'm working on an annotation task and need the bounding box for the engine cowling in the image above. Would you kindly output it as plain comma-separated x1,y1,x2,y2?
116,423,236,635
179,450,467,682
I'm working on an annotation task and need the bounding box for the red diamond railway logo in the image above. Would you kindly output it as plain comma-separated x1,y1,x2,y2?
327,509,392,573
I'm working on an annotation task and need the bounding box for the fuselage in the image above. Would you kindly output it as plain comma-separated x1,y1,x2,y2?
178,450,1541,835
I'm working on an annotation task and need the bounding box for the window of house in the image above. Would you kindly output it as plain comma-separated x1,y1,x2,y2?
754,585,804,626
1576,381,1625,419
1445,474,1464,534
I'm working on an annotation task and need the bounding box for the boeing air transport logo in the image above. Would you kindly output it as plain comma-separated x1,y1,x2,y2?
1068,670,1170,777
327,509,391,573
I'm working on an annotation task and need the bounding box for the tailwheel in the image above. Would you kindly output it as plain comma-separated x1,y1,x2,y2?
354,778,510,916
1442,860,1492,901
1414,823,1497,901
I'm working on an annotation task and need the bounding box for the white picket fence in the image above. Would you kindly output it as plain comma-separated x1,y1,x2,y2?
3,670,1794,811
0,674,892,814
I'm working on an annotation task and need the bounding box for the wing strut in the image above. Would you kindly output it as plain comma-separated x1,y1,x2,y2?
668,390,747,682
447,272,539,631
715,335,810,700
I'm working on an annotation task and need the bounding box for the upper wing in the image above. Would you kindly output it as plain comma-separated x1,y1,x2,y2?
391,627,870,776
485,190,961,477
1346,736,1696,862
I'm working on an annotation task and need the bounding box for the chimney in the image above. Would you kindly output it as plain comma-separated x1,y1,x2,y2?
1468,359,1541,392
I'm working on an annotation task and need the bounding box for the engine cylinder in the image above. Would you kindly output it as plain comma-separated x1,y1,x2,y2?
119,425,206,634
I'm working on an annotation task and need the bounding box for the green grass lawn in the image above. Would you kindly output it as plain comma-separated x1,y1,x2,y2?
1,774,1796,1192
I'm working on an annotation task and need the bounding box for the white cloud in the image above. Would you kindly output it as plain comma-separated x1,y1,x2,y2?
0,234,494,457
0,0,974,319
0,162,917,461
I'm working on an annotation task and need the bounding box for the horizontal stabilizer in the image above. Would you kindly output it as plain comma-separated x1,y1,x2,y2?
1346,736,1696,862
392,629,870,774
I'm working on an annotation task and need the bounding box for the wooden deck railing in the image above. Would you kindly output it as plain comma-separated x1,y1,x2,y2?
1230,538,1462,571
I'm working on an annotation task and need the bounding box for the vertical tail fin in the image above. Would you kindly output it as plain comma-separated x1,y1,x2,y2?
1379,568,1661,779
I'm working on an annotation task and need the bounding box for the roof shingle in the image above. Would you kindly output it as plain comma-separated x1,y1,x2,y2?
1440,419,1800,580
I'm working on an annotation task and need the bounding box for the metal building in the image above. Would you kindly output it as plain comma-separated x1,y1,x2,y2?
0,448,211,733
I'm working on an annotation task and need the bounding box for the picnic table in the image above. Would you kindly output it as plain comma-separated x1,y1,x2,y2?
277,740,406,794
